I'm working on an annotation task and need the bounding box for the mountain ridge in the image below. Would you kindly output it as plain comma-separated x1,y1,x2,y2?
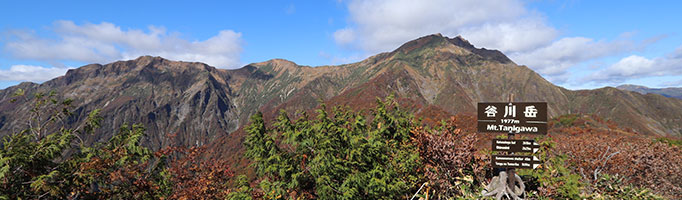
617,84,682,100
1,34,681,152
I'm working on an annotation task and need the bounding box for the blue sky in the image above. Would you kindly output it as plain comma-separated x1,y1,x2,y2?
1,0,681,90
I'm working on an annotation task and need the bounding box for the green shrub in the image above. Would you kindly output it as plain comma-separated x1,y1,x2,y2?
558,114,579,127
244,95,422,199
653,137,682,147
517,139,584,199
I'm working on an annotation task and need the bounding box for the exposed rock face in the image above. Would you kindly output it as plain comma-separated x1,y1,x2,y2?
1,34,681,152
0,56,242,149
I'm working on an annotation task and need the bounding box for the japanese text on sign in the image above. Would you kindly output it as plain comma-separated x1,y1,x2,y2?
477,102,548,134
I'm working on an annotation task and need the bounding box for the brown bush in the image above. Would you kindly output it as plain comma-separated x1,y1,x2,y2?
412,116,488,198
551,121,682,198
160,145,235,200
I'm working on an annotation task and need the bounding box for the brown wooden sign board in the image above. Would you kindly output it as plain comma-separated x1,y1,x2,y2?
492,155,541,169
477,102,548,134
492,139,540,153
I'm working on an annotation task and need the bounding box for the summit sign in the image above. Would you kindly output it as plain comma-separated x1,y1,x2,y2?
477,102,547,134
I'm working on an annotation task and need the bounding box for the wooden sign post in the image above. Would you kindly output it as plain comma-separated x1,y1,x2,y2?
479,95,547,199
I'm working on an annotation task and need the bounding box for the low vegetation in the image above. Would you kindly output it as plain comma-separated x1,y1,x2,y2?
0,91,235,199
241,96,421,199
1,92,679,199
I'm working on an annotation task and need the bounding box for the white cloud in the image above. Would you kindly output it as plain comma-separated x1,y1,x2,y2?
336,0,528,53
587,46,682,83
510,37,636,76
459,17,557,52
0,65,70,82
3,20,243,68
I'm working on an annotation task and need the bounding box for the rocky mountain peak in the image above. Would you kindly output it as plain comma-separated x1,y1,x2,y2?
129,55,213,72
53,56,218,87
445,35,514,64
393,34,447,54
447,35,475,49
248,59,306,75
392,34,514,64
254,58,299,68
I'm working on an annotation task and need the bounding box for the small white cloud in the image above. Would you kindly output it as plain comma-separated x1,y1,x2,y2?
0,65,70,82
587,46,682,84
333,28,356,46
608,55,655,76
3,21,244,68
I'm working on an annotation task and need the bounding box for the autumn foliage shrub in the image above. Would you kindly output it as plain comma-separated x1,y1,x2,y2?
411,117,488,199
70,124,170,199
429,114,676,199
0,91,236,199
162,145,235,199
550,115,681,199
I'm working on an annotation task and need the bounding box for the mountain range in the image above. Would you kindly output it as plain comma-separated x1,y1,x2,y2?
617,84,682,100
1,34,681,153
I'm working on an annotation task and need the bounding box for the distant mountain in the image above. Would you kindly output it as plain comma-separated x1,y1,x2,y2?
617,84,682,100
1,34,681,153
0,57,246,149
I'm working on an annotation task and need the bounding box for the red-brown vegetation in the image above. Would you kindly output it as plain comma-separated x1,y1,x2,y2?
550,115,682,198
412,116,489,198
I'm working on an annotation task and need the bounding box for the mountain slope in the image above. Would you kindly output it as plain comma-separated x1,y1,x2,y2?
258,34,573,120
247,34,681,136
1,34,681,154
0,56,243,149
